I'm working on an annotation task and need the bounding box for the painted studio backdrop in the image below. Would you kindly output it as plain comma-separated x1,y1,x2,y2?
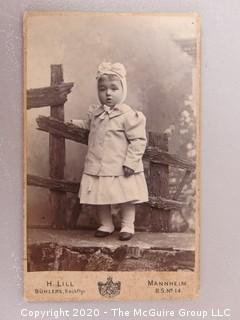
26,14,197,234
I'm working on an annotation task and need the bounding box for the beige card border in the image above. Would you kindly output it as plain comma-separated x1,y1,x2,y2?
23,11,200,301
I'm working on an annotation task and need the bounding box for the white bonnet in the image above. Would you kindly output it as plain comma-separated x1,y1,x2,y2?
96,62,127,103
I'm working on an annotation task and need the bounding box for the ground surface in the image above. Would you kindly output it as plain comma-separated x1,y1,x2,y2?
27,229,195,272
28,228,195,250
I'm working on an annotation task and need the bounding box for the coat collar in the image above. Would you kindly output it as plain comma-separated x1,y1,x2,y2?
93,104,132,119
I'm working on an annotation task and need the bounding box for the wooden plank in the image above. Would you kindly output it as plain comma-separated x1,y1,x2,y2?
27,82,74,109
27,174,79,193
36,116,194,171
49,65,67,229
148,195,184,210
36,116,89,145
27,174,183,210
144,146,195,170
172,169,192,201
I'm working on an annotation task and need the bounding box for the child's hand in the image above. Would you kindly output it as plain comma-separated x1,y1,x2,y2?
123,165,134,177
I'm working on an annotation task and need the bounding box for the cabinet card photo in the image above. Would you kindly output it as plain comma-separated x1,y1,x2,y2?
24,12,200,301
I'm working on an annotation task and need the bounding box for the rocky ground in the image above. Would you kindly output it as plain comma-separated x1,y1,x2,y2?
27,229,195,272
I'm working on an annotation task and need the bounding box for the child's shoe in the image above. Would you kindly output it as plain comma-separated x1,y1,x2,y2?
95,230,113,237
119,232,133,241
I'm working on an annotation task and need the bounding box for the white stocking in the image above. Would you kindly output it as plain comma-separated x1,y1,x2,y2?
120,203,135,234
97,205,115,233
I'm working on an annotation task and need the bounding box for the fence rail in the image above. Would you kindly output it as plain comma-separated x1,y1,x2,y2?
27,174,184,210
27,83,74,109
36,115,195,170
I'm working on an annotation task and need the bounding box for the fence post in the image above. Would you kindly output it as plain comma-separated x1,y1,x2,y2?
49,65,66,228
149,132,171,232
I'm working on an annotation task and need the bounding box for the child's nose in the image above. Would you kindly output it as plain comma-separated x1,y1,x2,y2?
106,89,111,95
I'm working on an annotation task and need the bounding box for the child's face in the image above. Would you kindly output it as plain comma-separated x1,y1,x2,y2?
98,75,123,107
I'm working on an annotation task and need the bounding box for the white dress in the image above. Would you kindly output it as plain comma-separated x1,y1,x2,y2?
79,172,148,205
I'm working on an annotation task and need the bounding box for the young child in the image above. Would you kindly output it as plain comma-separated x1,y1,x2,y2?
71,62,148,240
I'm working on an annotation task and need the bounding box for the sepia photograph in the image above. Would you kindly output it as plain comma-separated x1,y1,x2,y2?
24,12,200,300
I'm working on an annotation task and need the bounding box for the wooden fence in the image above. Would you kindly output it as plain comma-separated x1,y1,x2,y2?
27,65,195,232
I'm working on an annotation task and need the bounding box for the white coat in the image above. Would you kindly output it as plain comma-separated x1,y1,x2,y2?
72,103,147,176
